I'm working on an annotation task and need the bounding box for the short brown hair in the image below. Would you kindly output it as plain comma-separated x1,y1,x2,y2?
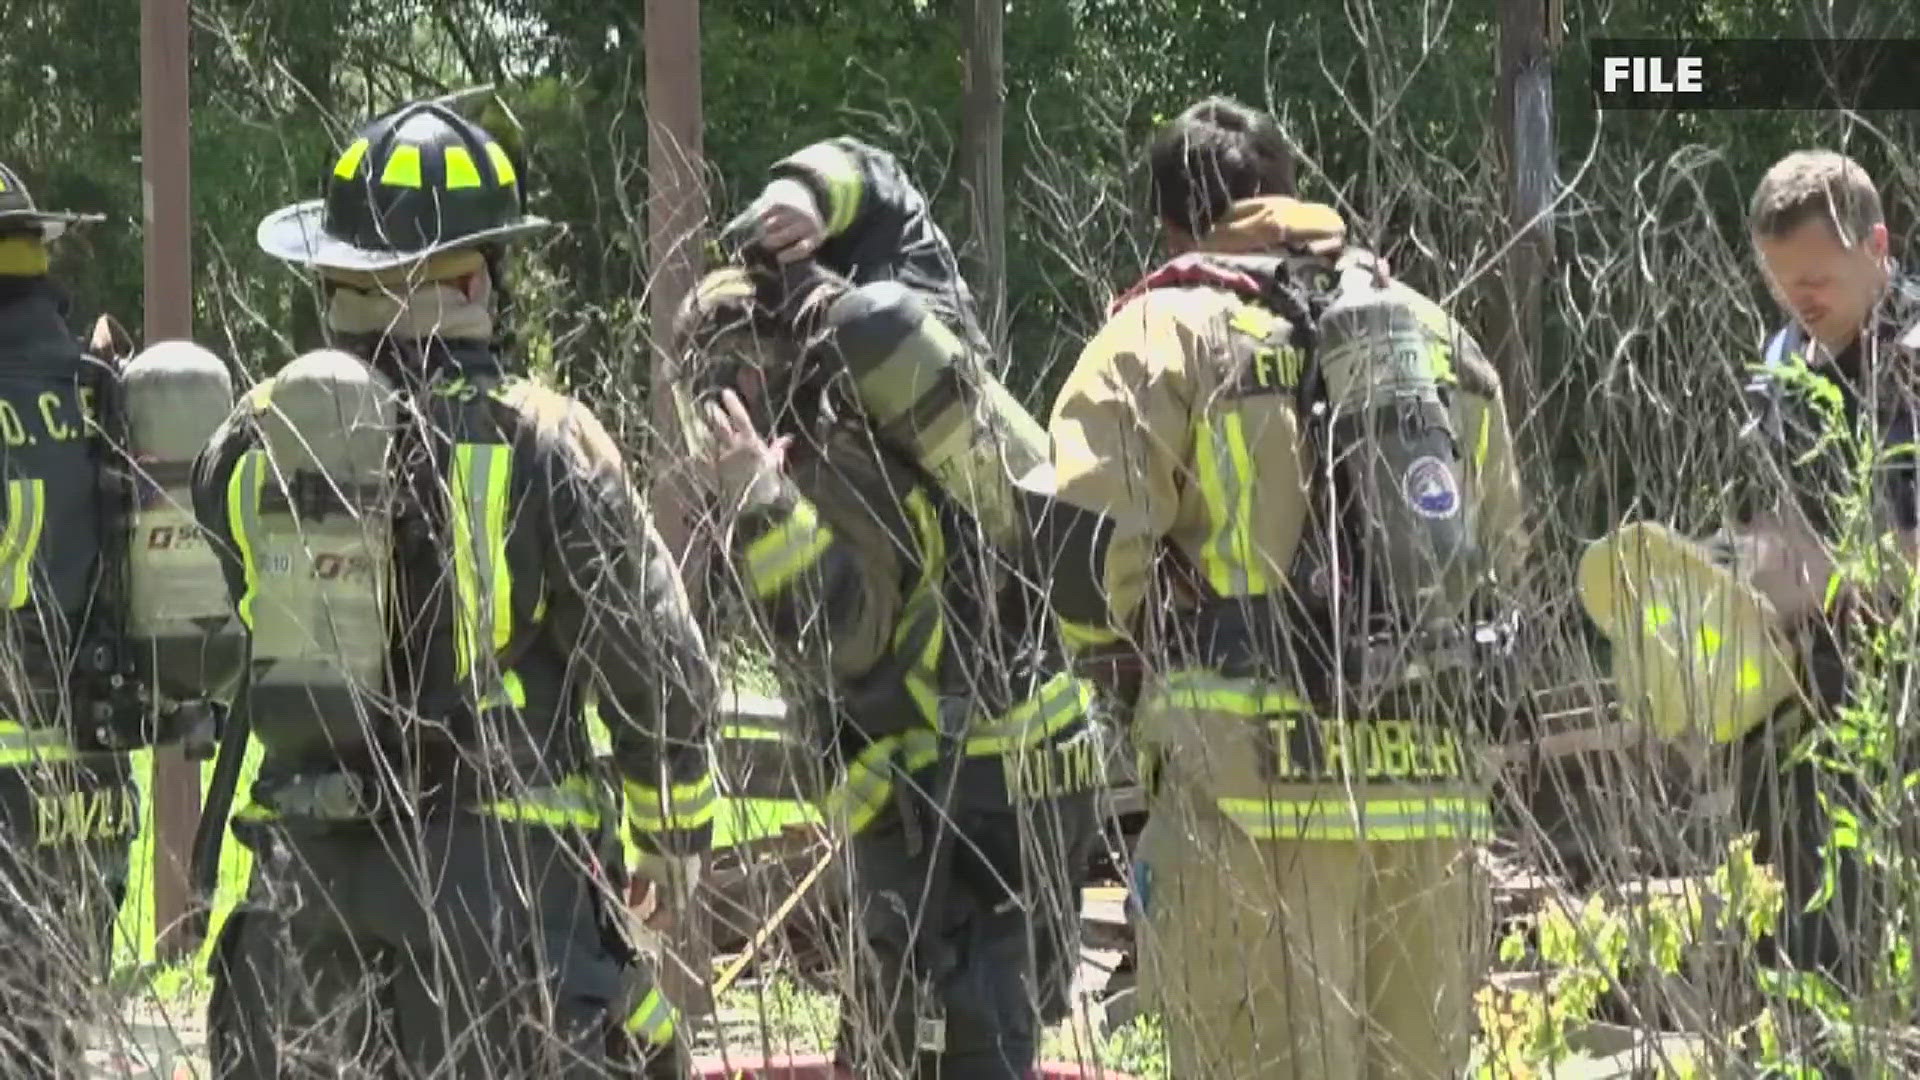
1148,96,1296,239
1749,150,1883,245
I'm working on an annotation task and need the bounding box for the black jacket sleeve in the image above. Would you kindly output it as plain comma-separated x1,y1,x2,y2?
752,137,989,353
537,397,718,857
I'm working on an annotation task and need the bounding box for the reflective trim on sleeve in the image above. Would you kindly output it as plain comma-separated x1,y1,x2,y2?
743,500,835,598
625,771,718,834
477,775,609,830
624,987,678,1045
964,673,1093,757
782,142,863,236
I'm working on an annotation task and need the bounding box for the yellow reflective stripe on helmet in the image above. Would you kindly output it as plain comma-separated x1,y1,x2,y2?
227,450,268,630
0,720,78,765
1137,669,1309,720
743,501,834,598
478,775,607,829
624,987,678,1045
0,478,46,609
1216,795,1492,841
450,443,515,683
485,143,517,186
890,489,947,727
443,146,483,189
1192,409,1267,596
625,772,718,833
965,673,1093,757
380,144,424,188
720,724,787,742
782,143,862,236
333,138,371,179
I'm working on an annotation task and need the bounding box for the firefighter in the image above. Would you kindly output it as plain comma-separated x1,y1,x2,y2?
193,99,716,1077
0,161,147,1077
673,137,1104,1078
1044,96,1530,1079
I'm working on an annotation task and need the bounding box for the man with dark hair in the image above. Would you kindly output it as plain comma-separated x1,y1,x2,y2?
1146,94,1298,242
1046,98,1527,1078
674,136,1105,1078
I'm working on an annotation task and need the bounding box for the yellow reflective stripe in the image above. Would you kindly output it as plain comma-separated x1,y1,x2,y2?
333,138,371,179
1056,615,1119,650
890,489,946,727
0,479,45,609
227,450,268,629
485,143,517,186
783,143,863,236
1474,409,1492,471
625,772,718,833
233,801,277,823
450,444,515,684
821,737,900,834
380,144,423,188
743,501,834,597
584,693,612,757
478,775,606,828
479,669,527,712
443,146,483,189
1138,669,1308,720
965,674,1093,757
1192,409,1266,596
1216,795,1492,841
624,988,678,1044
720,724,788,742
0,720,78,765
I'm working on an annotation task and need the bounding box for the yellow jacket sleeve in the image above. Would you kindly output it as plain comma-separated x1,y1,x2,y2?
1047,294,1203,642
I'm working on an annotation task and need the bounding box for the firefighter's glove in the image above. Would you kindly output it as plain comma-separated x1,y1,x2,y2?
627,853,703,932
692,386,792,516
751,178,827,265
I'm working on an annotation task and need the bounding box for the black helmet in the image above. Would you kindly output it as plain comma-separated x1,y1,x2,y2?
0,163,105,242
257,100,551,273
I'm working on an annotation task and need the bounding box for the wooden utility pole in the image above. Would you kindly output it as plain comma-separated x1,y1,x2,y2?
960,0,1008,352
642,0,716,1019
645,0,707,567
1493,0,1560,448
140,0,197,960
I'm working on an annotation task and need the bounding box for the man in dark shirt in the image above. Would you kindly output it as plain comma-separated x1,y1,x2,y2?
1725,149,1920,1008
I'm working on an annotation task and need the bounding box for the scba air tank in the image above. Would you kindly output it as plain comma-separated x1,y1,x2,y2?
1312,269,1482,622
244,349,398,761
822,281,1052,548
121,341,245,707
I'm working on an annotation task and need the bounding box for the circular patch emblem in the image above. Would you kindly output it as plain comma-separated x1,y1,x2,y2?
1403,455,1460,519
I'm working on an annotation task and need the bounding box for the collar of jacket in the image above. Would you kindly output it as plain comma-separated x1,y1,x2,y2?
1109,196,1348,315
345,334,504,394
